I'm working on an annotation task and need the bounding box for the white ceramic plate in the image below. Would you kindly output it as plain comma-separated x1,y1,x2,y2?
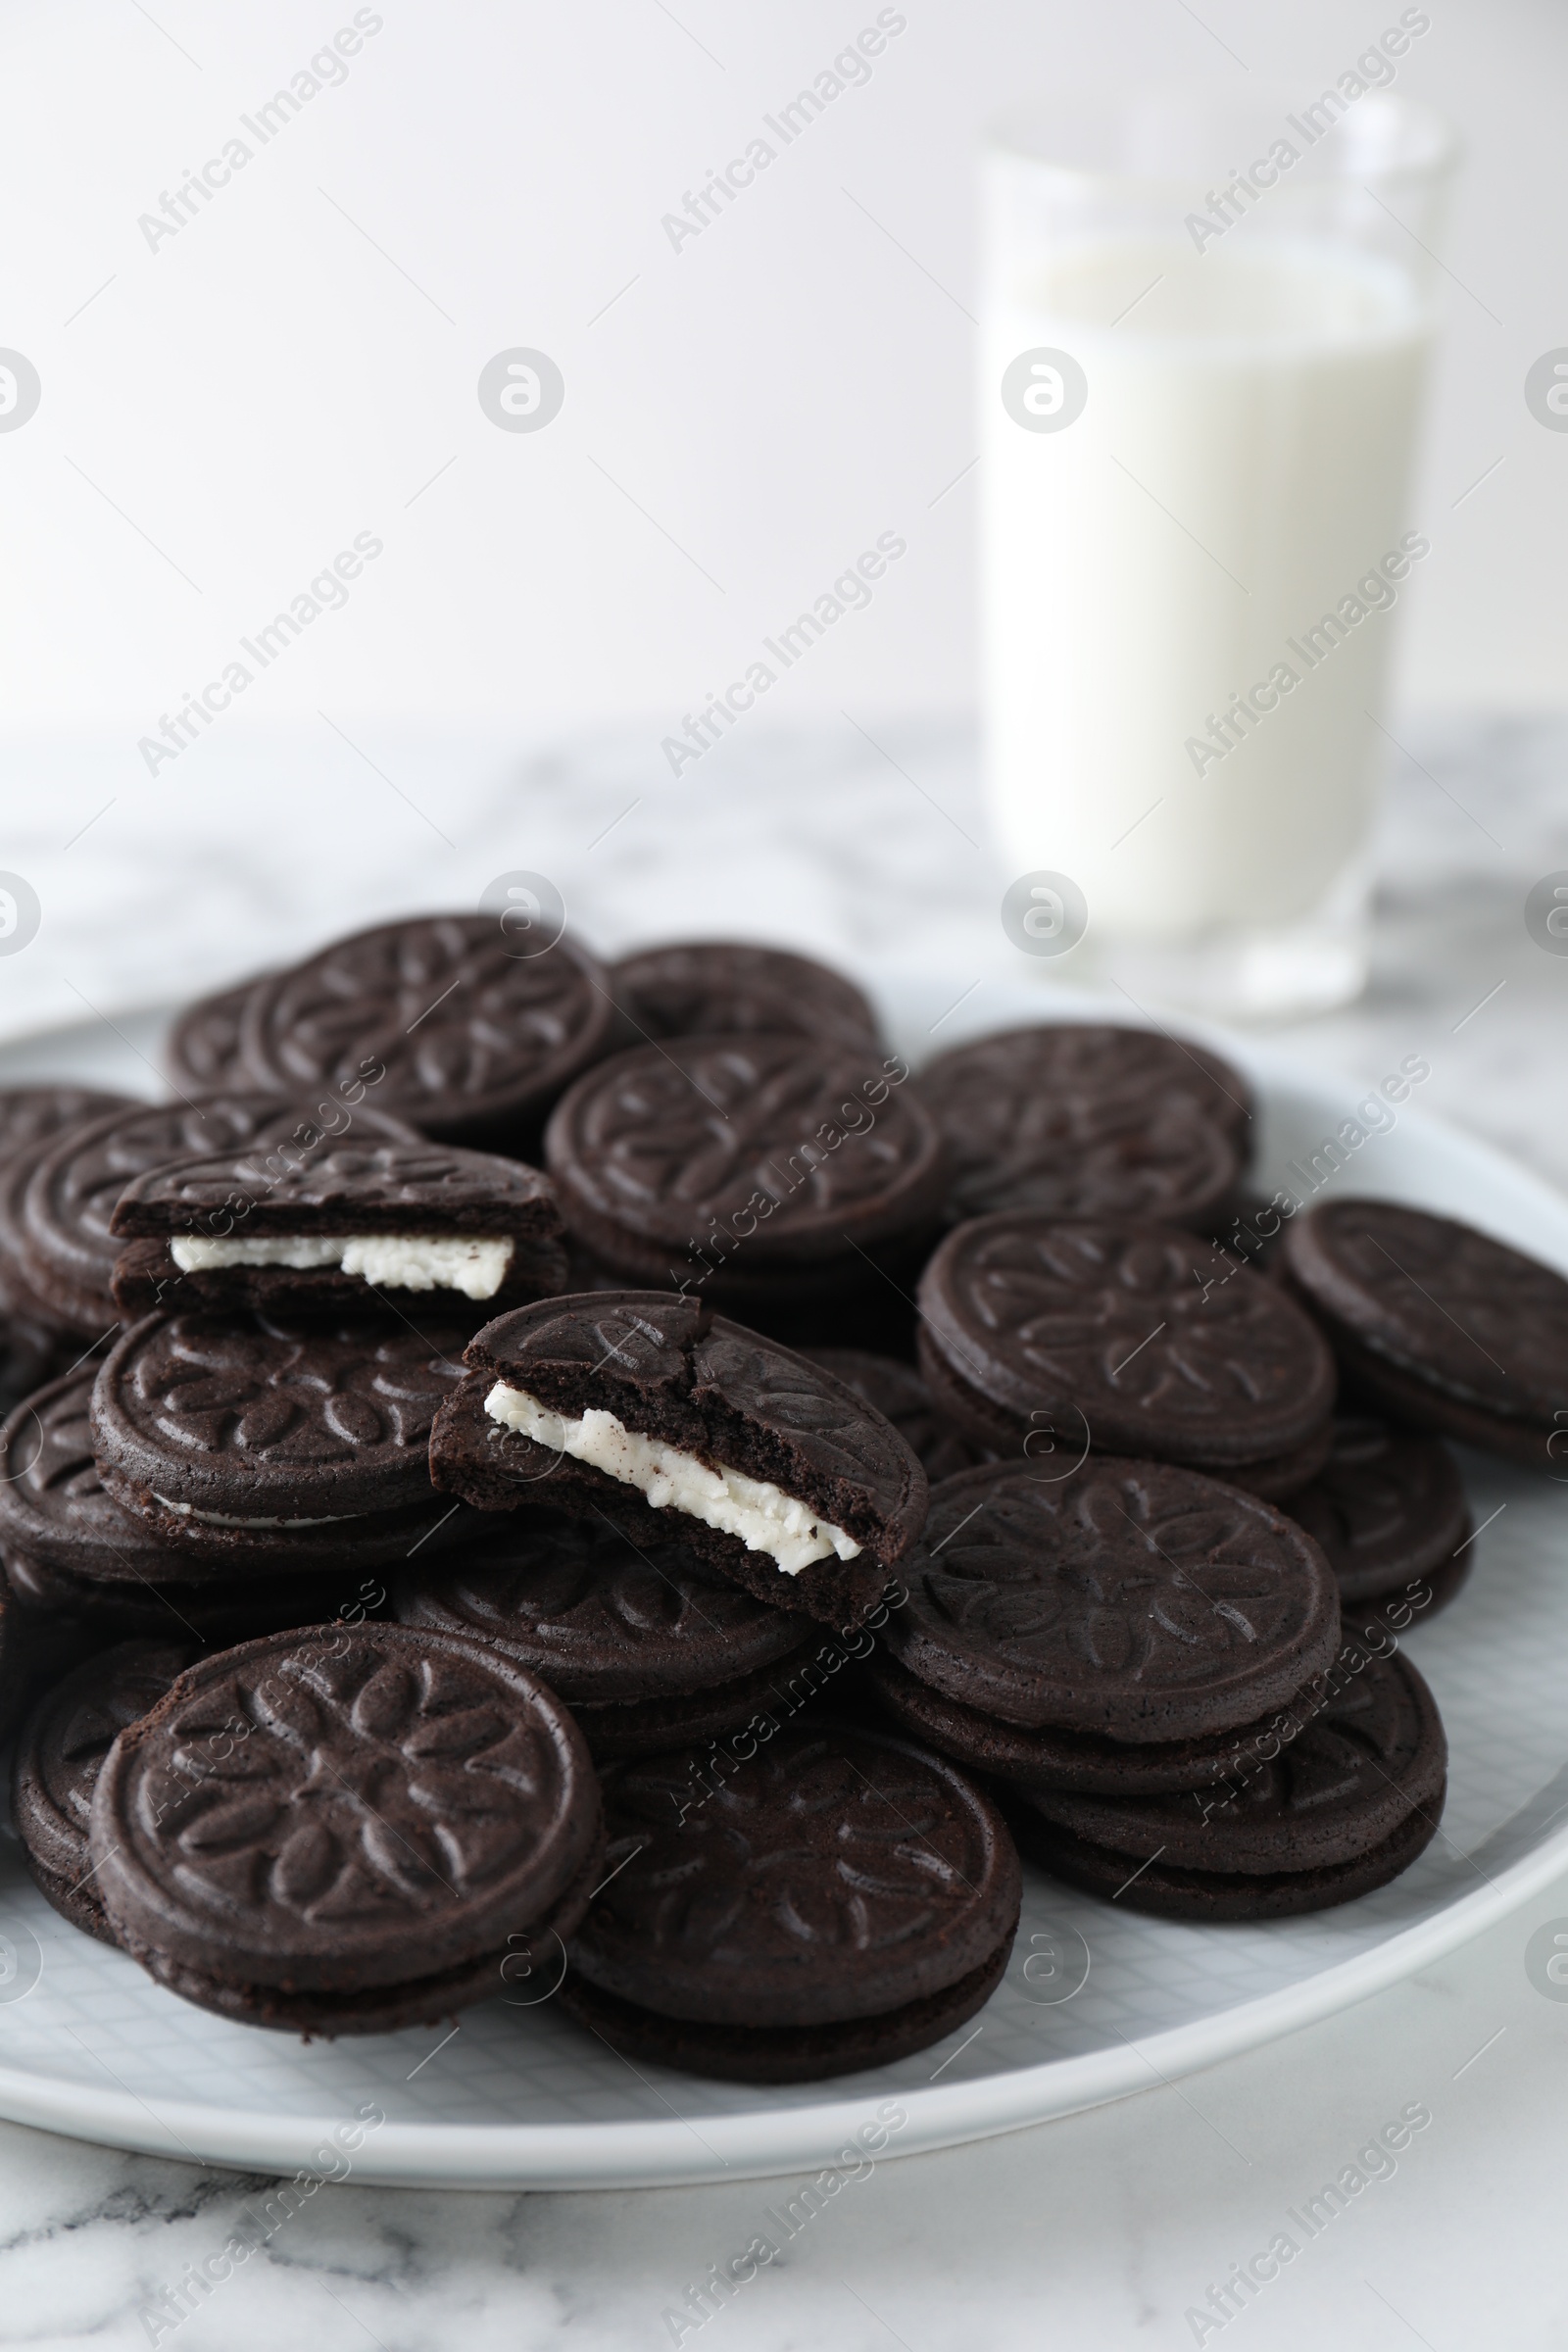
0,972,1564,2191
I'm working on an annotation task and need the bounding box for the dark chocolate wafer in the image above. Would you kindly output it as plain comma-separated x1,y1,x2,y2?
393,1504,814,1757
918,1212,1335,1496
240,915,624,1146
0,1088,138,1323
882,1458,1340,1744
91,1622,604,2032
1284,1199,1568,1470
110,1140,566,1321
563,1722,1020,2081
89,1311,476,1570
917,1071,1239,1229
1285,1416,1472,1605
16,1092,420,1337
163,977,270,1094
864,1646,1330,1796
430,1291,927,1628
1007,1648,1446,1918
0,1368,209,1586
917,1023,1253,1154
12,1639,195,1938
543,1033,943,1309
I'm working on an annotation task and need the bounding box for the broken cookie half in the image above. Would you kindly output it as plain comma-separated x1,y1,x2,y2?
109,1142,566,1322
429,1291,928,1628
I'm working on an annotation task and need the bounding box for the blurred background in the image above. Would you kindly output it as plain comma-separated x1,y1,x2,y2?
0,0,1564,1142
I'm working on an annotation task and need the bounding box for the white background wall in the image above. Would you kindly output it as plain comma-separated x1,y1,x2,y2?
0,0,1563,787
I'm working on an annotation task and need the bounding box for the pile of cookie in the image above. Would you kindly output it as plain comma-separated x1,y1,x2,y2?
0,912,1555,2082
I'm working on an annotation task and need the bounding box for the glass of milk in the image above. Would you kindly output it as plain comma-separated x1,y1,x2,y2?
981,81,1458,1018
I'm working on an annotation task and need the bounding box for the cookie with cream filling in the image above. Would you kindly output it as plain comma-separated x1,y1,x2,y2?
429,1291,927,1627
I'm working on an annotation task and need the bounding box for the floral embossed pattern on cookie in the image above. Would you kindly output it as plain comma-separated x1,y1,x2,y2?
88,1311,477,1568
546,1033,943,1267
883,1458,1340,1740
240,915,622,1142
568,1722,1019,2025
918,1212,1335,1477
91,1625,601,1994
1285,1199,1568,1463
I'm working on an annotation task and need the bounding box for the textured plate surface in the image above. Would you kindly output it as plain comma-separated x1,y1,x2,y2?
0,975,1565,2188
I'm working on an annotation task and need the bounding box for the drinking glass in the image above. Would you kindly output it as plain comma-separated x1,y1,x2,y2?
980,79,1458,1017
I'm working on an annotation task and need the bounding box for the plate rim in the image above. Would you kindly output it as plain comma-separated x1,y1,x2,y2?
2,1812,1565,2188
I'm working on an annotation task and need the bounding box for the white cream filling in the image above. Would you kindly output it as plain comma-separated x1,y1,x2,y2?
170,1232,515,1302
483,1382,861,1578
154,1494,361,1530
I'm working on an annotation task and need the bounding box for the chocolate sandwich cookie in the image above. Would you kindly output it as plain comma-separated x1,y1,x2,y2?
110,1140,567,1322
611,941,881,1050
916,1075,1240,1229
91,1623,604,2033
544,1033,943,1314
1283,1199,1568,1471
0,1365,419,1592
89,1312,476,1570
429,1292,928,1629
1285,1417,1472,1610
560,1722,1021,2082
15,1092,420,1339
393,1506,815,1759
1007,1648,1446,1919
804,1348,987,1483
882,1459,1340,1745
917,1023,1254,1157
164,976,270,1094
0,1088,138,1322
13,1639,196,1939
864,1650,1333,1798
918,1213,1336,1497
239,915,624,1147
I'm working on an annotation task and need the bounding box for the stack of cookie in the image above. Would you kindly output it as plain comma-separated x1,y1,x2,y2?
864,1455,1449,1921
0,922,1022,2073
420,1286,1031,2079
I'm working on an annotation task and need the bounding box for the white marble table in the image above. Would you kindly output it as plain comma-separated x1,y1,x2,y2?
2,716,1566,2351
